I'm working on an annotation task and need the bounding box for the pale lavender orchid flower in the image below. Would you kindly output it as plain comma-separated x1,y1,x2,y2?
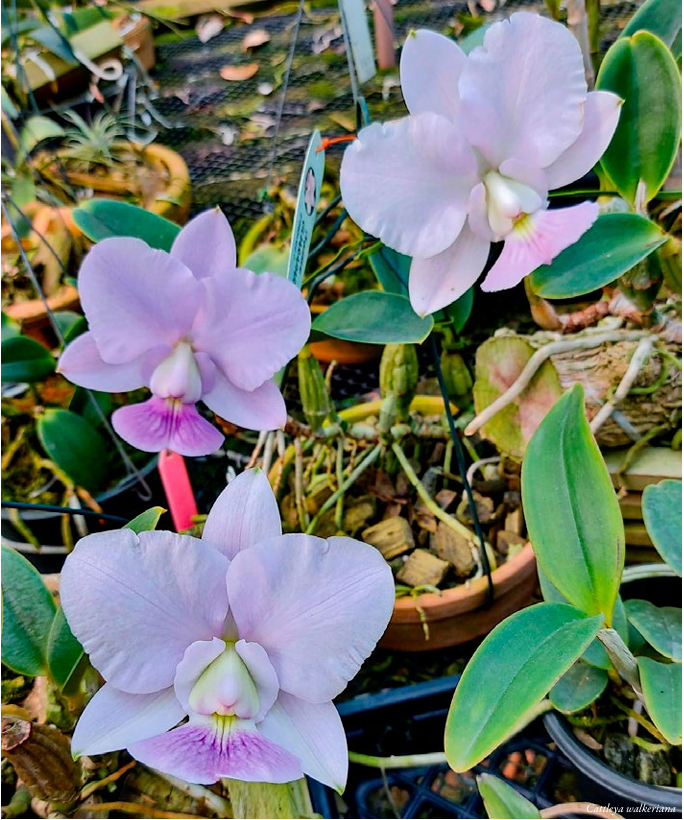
57,208,311,456
60,468,395,788
340,13,622,316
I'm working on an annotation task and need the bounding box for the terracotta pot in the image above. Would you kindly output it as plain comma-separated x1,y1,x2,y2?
380,542,537,651
115,14,155,71
342,394,537,651
309,303,381,365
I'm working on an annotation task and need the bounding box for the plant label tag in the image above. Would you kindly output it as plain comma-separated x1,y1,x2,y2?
339,0,376,85
287,130,325,289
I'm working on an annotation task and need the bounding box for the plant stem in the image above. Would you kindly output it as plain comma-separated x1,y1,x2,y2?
305,443,382,534
79,760,136,801
224,778,314,819
598,628,642,694
390,442,474,542
349,750,448,769
335,439,345,529
609,695,667,744
84,802,204,819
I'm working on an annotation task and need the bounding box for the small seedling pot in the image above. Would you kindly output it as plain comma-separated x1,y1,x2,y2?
544,564,682,818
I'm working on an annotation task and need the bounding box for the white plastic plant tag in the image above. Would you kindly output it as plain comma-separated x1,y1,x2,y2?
339,0,376,85
287,130,325,289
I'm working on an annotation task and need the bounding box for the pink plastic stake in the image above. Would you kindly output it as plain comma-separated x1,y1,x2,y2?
158,449,198,532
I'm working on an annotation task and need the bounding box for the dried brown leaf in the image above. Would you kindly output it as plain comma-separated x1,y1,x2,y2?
219,63,259,81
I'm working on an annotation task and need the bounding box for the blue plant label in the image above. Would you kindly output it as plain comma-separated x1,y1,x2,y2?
287,130,325,289
339,0,376,85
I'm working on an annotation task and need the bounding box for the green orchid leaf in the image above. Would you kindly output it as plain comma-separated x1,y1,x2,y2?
16,115,65,163
125,507,167,534
477,773,541,819
242,245,289,277
72,200,181,251
1,336,55,383
444,287,474,335
597,31,682,205
637,657,682,745
37,408,110,493
47,607,84,691
445,602,604,771
549,660,609,713
69,387,111,427
1,545,56,676
522,385,625,618
530,214,667,299
1,312,21,342
624,600,682,661
368,245,410,296
642,480,682,575
311,291,433,344
620,0,682,51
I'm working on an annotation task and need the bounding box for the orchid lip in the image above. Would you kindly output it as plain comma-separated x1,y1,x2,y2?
483,170,543,240
187,643,261,720
149,341,203,403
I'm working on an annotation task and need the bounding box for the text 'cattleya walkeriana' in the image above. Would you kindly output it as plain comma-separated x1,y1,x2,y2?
58,208,311,457
340,13,622,316
60,469,395,789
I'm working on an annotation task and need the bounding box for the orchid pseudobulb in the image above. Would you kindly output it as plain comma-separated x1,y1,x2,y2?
60,469,395,788
58,208,311,457
340,13,622,316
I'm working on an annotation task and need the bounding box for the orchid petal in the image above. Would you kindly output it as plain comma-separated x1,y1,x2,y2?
481,201,599,292
408,225,490,316
112,397,224,457
227,534,395,702
498,159,549,199
192,268,310,392
341,114,477,258
170,208,237,280
202,468,282,560
128,715,302,785
460,13,586,168
78,238,202,365
71,684,185,757
235,640,280,722
202,371,287,432
259,693,348,792
57,332,145,392
544,91,622,190
60,529,230,694
400,29,465,120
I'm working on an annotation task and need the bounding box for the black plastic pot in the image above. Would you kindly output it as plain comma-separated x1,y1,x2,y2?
544,564,682,819
1,457,164,573
310,675,593,819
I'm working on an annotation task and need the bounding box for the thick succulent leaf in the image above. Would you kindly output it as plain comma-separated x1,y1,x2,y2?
1,312,21,341
620,0,682,51
597,31,682,205
549,660,608,713
637,657,682,745
529,214,667,299
125,507,166,534
445,602,603,771
72,200,181,251
642,480,682,575
311,292,433,344
1,546,56,676
1,337,55,383
477,773,541,819
47,607,85,691
36,408,110,493
522,385,625,618
624,600,682,661
368,245,410,296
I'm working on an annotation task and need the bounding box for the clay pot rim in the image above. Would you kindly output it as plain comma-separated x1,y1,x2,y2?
392,542,536,618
